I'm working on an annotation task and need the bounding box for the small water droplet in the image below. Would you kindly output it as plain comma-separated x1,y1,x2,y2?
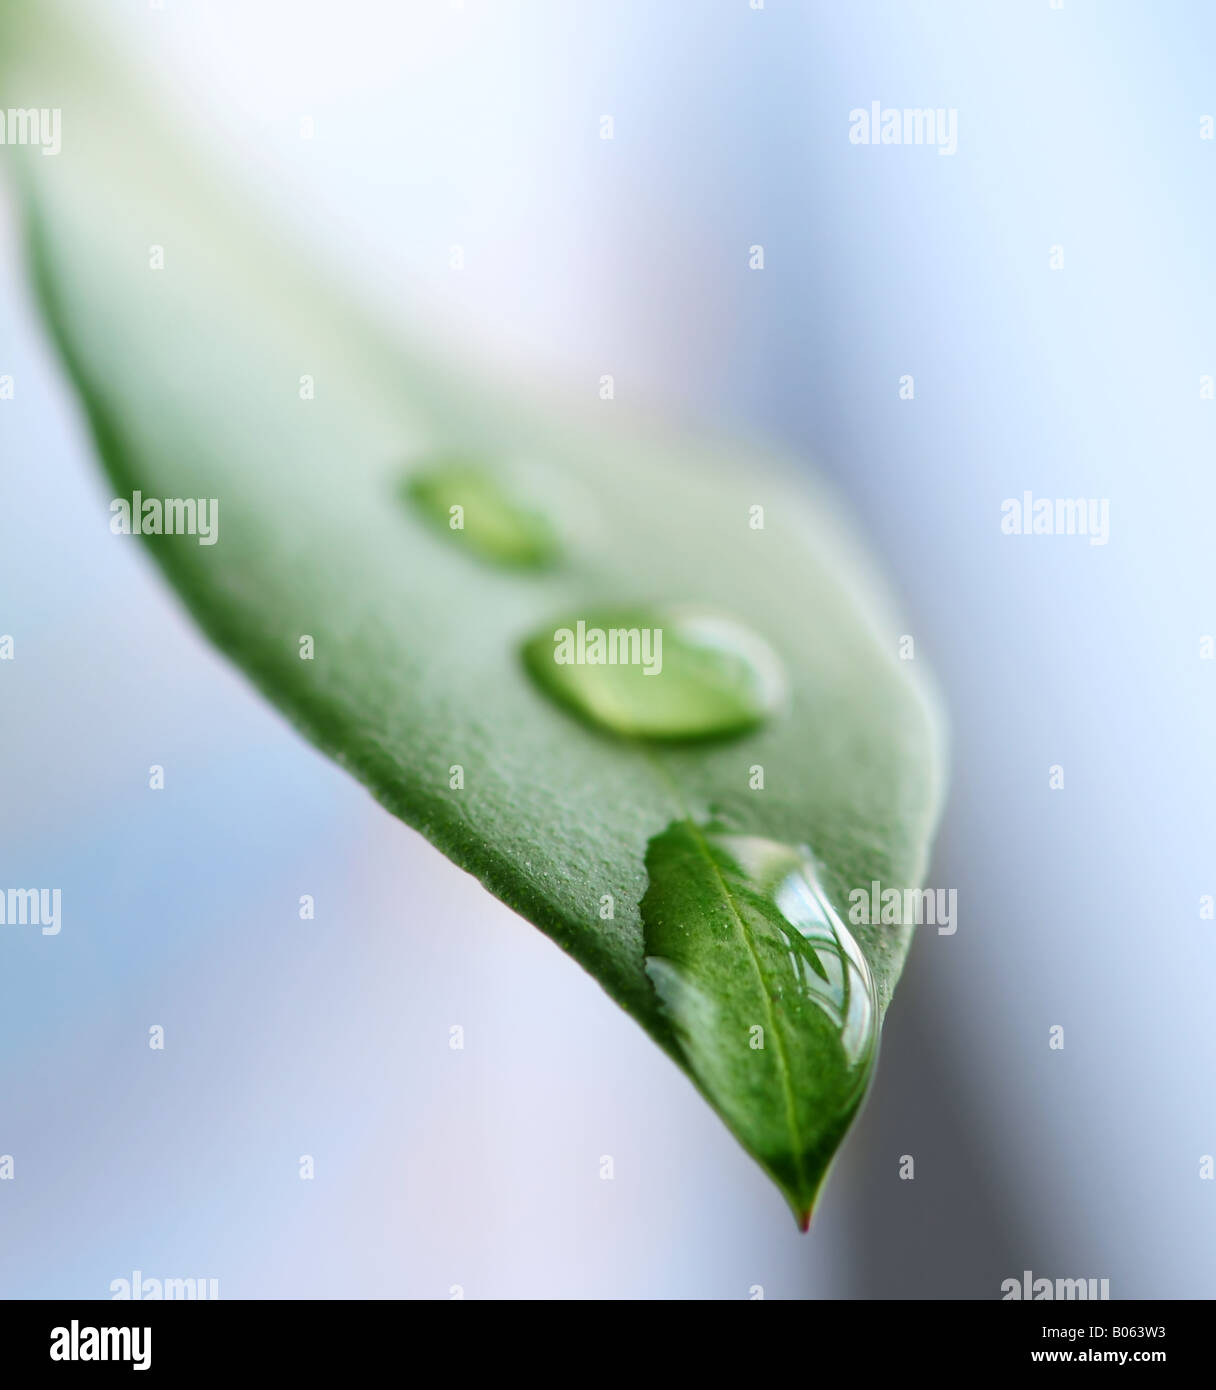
403,462,559,569
520,607,785,740
641,820,878,1223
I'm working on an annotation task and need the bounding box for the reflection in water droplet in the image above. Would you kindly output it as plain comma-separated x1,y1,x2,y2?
641,820,878,1225
403,462,559,569
519,607,785,740
765,845,876,1070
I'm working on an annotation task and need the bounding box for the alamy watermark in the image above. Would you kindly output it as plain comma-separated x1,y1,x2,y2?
553,619,662,676
110,491,219,546
849,102,957,156
50,1323,150,1372
848,881,957,935
110,1271,219,1301
1001,492,1109,545
0,887,61,935
1002,1270,1110,1300
0,107,61,156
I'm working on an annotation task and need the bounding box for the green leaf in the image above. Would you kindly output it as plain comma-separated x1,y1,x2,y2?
404,463,562,571
520,605,786,740
1,4,946,1224
642,821,882,1226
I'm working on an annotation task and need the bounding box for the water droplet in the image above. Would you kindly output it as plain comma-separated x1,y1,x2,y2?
520,607,785,740
641,820,878,1225
403,462,559,569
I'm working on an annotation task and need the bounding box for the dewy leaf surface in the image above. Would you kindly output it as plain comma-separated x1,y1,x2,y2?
0,4,946,1221
642,821,881,1225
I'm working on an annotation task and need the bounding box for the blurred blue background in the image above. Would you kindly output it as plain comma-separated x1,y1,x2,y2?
2,0,1213,1297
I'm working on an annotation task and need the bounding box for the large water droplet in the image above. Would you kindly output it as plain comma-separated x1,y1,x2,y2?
520,607,784,739
403,462,559,569
641,820,878,1225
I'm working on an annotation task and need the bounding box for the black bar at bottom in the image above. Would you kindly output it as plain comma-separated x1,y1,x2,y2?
0,1296,1200,1376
